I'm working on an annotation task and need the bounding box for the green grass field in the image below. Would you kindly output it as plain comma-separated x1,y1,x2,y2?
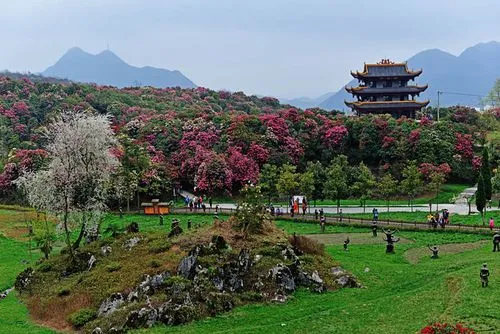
131,226,497,334
1,210,499,333
345,210,500,227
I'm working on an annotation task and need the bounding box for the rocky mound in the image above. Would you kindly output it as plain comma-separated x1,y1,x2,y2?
15,219,359,333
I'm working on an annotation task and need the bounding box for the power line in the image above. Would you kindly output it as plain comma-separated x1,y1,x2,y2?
436,90,487,122
437,90,486,98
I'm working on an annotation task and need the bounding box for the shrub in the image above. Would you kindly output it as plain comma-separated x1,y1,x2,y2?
289,235,325,255
148,239,171,254
106,262,122,272
420,322,475,334
149,259,161,268
56,288,70,297
68,308,97,328
37,262,52,272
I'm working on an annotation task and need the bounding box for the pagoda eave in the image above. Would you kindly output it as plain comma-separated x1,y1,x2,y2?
346,84,428,96
344,100,430,112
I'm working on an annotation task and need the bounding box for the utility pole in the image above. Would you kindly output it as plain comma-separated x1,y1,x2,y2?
437,90,442,122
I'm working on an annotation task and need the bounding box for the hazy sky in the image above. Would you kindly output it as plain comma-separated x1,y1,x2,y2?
1,0,499,98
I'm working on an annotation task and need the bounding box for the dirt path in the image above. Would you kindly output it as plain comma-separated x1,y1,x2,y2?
403,240,488,264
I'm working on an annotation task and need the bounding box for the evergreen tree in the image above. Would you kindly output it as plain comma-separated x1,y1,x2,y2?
476,173,486,225
481,147,492,201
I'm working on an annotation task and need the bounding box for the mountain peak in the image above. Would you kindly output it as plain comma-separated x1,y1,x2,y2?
43,47,196,89
65,46,90,56
95,49,126,65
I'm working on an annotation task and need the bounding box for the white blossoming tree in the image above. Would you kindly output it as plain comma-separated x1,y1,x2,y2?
16,111,119,260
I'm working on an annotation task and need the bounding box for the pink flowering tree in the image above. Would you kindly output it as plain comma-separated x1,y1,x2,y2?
194,152,233,195
419,162,452,211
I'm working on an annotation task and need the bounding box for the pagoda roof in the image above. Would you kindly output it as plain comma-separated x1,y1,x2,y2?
351,61,422,79
345,85,428,95
344,100,430,111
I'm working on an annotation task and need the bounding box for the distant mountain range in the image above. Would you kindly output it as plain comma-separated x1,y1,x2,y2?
42,47,196,88
281,41,500,111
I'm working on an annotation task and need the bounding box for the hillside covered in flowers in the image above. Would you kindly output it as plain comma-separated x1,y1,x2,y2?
0,75,496,202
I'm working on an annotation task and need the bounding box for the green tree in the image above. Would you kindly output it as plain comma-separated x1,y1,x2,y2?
351,162,376,213
476,173,486,224
491,171,500,208
235,184,270,237
323,155,349,213
277,164,299,205
378,173,398,212
483,78,500,107
429,171,446,212
259,163,279,204
305,161,326,206
481,147,492,201
401,161,424,212
299,170,315,208
116,134,150,212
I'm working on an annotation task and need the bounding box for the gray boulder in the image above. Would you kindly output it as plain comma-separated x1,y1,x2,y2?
98,293,125,316
123,237,141,250
177,255,197,279
268,264,296,293
125,307,158,329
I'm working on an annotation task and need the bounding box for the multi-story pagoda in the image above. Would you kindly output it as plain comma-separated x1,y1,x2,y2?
345,59,429,118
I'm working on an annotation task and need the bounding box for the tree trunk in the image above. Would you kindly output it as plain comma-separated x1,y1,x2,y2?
63,197,74,260
363,200,366,213
127,196,130,213
137,191,140,213
410,197,413,212
72,213,86,250
336,198,340,214
435,187,440,212
387,199,390,212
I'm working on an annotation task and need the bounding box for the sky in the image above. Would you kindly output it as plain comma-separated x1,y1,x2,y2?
1,0,499,99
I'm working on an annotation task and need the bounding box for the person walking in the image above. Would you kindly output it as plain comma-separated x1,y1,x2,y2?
489,217,495,231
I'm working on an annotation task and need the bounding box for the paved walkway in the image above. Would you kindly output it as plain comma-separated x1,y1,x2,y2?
179,185,481,215
454,185,477,205
215,203,477,215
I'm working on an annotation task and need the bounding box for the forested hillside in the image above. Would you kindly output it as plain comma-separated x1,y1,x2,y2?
0,75,497,202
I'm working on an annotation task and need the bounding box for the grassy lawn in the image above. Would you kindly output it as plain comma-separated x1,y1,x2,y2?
132,223,496,334
1,210,498,334
345,210,500,227
0,236,55,334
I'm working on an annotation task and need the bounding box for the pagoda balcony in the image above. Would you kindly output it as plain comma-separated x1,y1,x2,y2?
345,85,428,95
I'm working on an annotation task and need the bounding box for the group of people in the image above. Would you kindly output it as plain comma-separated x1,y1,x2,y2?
185,195,213,212
289,197,308,217
426,209,450,228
